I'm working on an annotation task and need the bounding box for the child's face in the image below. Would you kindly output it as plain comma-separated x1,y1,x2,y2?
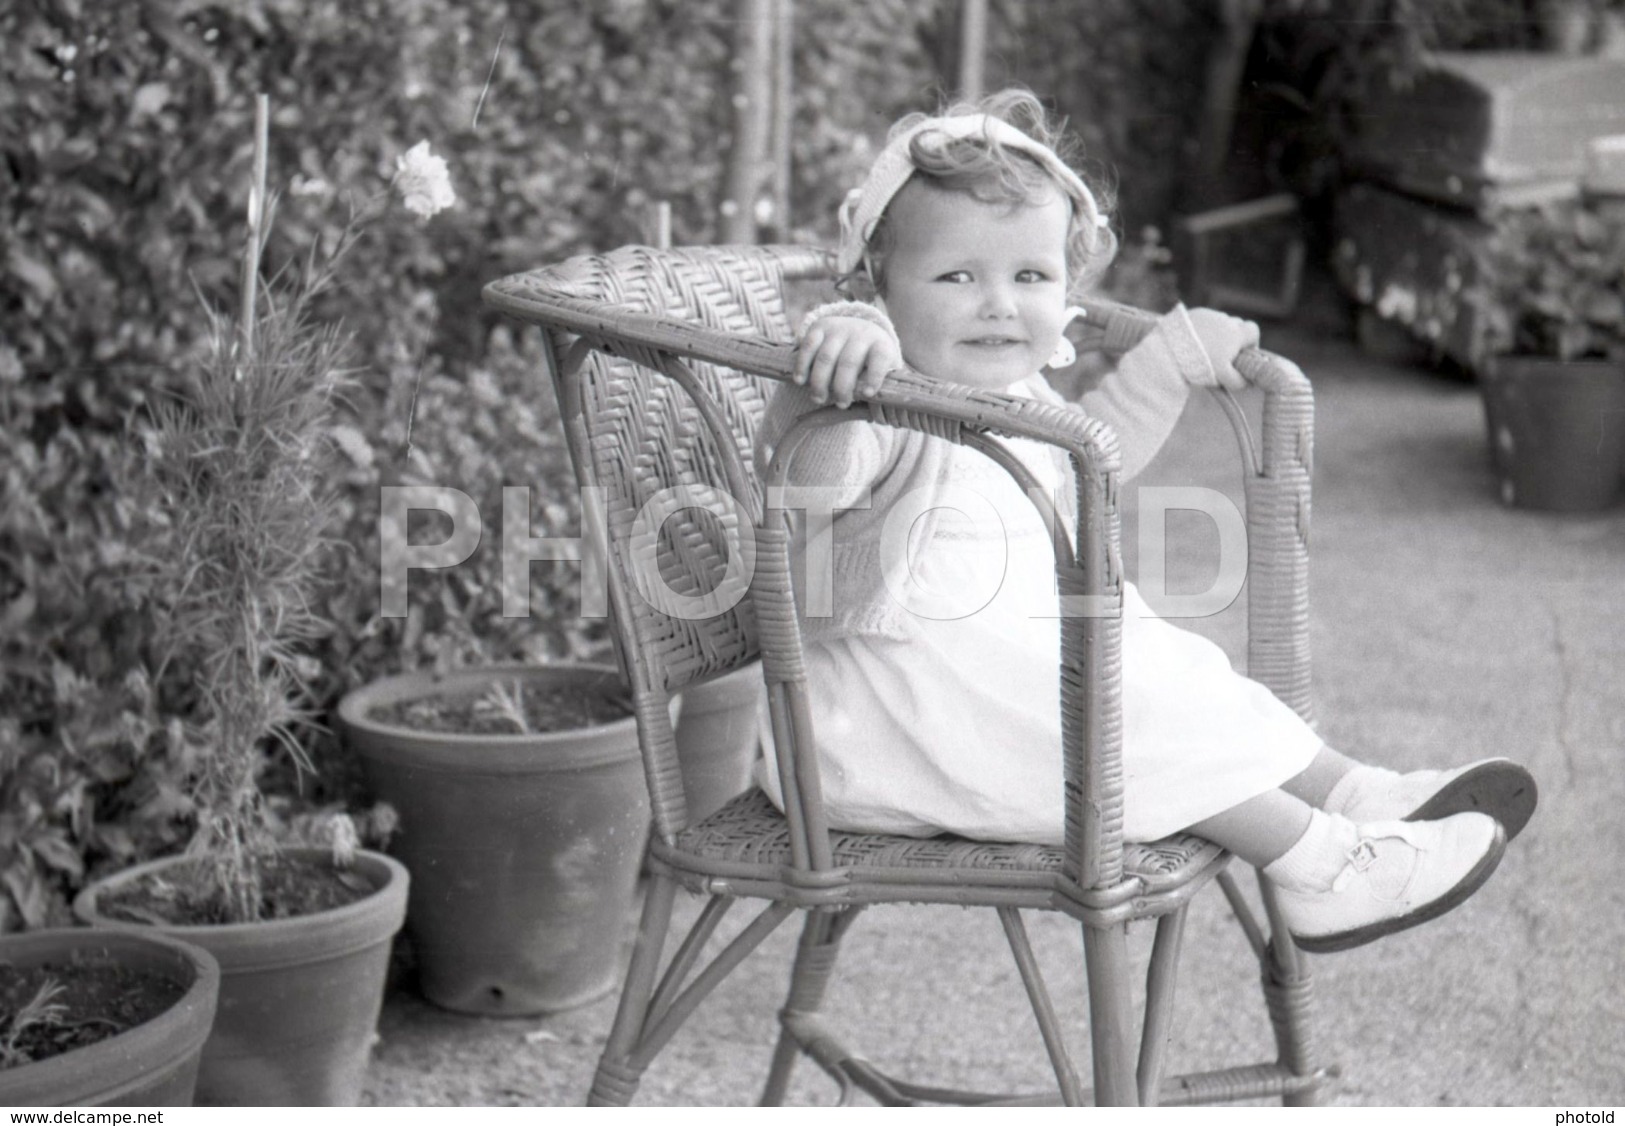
878,180,1070,391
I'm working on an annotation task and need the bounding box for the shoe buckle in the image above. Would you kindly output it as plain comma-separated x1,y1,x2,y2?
1347,840,1379,873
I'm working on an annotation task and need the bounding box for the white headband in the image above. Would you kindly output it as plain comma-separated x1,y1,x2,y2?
835,113,1109,276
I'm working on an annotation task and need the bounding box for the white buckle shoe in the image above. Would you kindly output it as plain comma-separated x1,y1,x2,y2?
1278,812,1507,954
1337,758,1538,841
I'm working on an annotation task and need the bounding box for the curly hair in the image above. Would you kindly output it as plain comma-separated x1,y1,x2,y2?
846,88,1118,299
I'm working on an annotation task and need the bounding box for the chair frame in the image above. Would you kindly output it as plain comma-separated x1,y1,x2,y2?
483,244,1327,1107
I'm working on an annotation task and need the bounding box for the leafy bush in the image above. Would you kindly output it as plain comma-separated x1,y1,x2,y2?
1470,197,1625,362
0,366,190,931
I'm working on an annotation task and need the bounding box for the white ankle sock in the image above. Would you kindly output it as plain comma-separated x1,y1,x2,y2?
1322,765,1401,817
1262,810,1359,893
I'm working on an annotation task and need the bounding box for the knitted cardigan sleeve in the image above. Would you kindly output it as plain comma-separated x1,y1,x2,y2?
758,298,909,499
758,383,898,506
750,300,937,643
753,380,926,642
797,300,903,352
1074,305,1215,480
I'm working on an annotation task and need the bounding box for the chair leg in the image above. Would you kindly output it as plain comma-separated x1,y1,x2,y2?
1081,919,1141,1107
1137,905,1189,1106
1256,873,1325,1107
588,874,678,1106
999,907,1085,1104
760,1024,803,1106
760,908,856,1106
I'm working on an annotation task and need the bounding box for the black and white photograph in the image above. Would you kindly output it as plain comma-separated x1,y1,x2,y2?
2,0,1622,1111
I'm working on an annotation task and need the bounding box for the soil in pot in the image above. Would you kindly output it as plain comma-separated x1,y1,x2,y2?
90,852,373,927
367,675,633,735
1,957,184,1069
0,929,218,1107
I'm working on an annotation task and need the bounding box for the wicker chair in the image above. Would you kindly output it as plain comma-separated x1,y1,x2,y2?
482,244,1325,1107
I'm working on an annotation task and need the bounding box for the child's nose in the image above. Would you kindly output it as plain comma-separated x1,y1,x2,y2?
979,282,1017,317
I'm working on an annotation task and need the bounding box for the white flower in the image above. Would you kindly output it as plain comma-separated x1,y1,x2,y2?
394,141,456,219
290,174,332,199
1377,284,1418,325
328,423,375,470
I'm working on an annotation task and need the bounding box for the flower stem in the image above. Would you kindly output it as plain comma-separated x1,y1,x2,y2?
238,94,270,367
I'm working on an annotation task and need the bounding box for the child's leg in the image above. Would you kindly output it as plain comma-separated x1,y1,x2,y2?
1282,745,1538,841
1279,744,1359,808
1188,789,1313,868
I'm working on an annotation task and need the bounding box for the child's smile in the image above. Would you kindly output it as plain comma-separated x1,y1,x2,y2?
878,181,1070,391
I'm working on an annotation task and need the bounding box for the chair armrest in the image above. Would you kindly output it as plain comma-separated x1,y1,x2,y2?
759,378,1131,890
1074,297,1315,722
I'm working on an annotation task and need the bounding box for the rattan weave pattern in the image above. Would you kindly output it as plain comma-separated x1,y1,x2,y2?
538,248,811,698
673,789,1223,879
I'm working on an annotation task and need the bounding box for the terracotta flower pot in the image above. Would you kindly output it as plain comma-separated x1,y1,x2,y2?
0,928,218,1107
672,661,764,823
338,663,648,1016
73,849,407,1107
1480,355,1625,511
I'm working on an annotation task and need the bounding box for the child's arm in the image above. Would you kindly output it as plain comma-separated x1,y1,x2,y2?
793,301,903,409
1075,304,1258,480
757,302,907,502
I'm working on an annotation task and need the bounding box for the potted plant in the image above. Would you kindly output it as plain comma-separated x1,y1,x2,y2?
671,663,765,823
0,928,218,1107
337,663,650,1016
68,101,456,1105
1467,195,1625,510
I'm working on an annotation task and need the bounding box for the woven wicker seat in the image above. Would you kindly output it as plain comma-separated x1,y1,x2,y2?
669,788,1224,888
484,244,1327,1106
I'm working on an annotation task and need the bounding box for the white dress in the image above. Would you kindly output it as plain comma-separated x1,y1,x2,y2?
757,386,1323,845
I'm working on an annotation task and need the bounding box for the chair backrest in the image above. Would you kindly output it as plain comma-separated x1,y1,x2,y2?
502,244,832,837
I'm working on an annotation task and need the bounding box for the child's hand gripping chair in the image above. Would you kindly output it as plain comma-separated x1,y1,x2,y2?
483,244,1326,1107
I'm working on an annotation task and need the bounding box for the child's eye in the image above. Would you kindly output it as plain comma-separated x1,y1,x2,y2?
1016,269,1052,283
935,270,972,283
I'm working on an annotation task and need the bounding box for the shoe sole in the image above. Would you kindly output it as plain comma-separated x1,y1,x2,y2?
1403,759,1538,841
1290,820,1508,955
